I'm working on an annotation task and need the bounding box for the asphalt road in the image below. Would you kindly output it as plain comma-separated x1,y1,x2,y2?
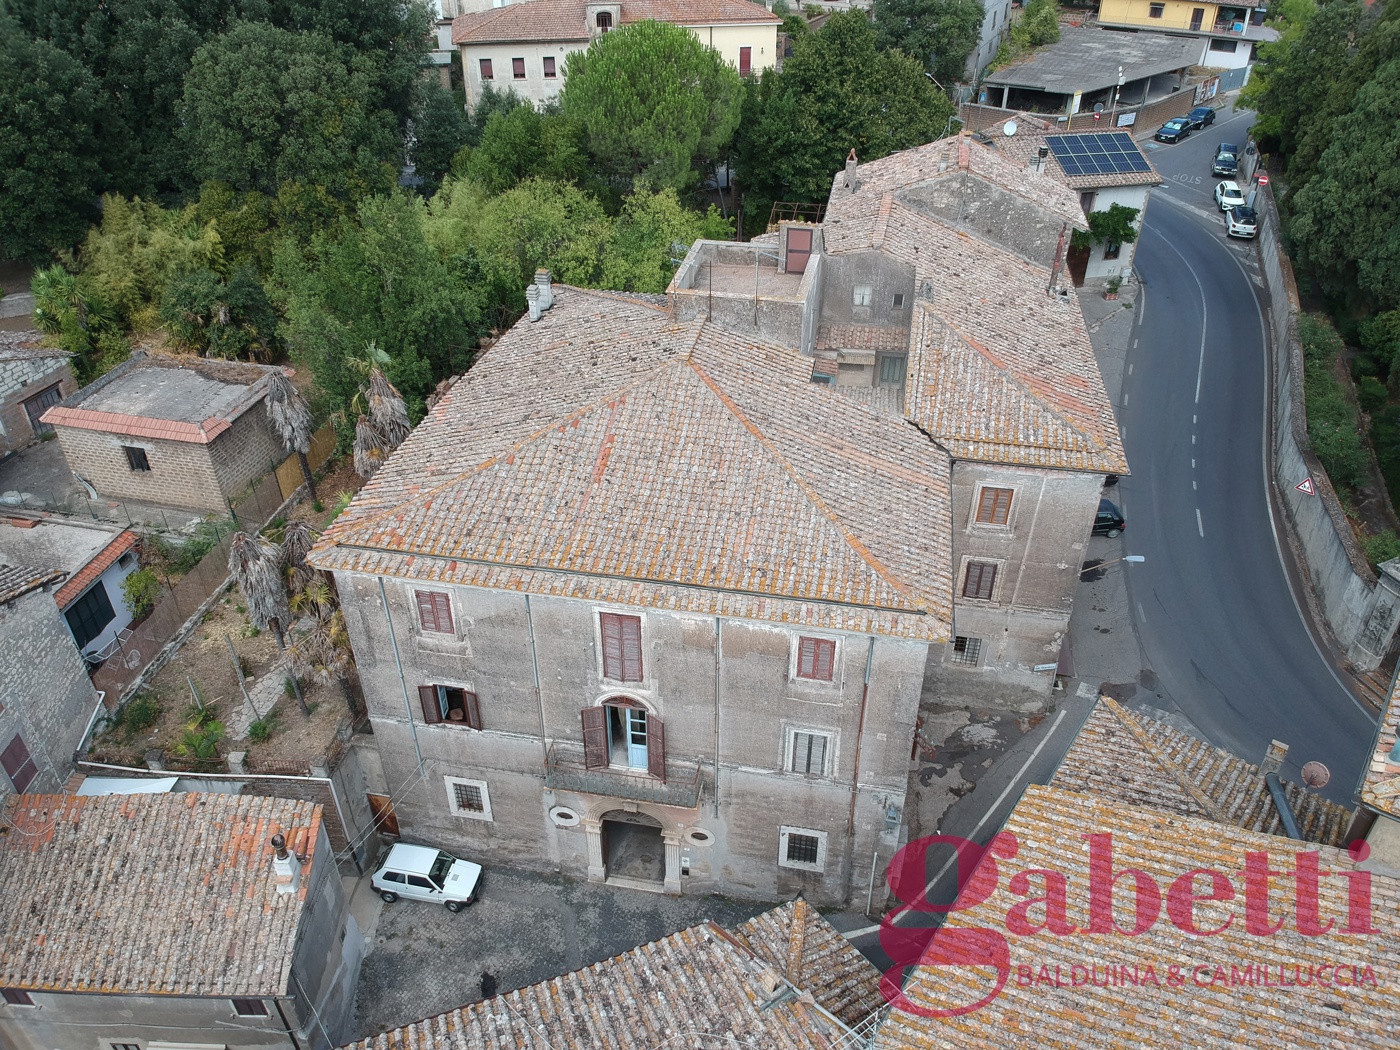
1124,108,1375,804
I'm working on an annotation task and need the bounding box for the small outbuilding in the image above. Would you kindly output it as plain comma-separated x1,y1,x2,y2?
0,334,76,455
42,353,287,514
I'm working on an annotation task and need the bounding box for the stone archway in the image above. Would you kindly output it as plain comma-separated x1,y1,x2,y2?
582,800,682,894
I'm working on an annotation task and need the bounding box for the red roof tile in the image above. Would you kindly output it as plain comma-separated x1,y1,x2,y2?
53,530,137,610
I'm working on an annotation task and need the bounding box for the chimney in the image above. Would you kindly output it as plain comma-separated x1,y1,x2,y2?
1037,144,1049,174
526,283,542,322
270,833,302,895
844,148,858,193
534,269,554,310
1259,739,1288,777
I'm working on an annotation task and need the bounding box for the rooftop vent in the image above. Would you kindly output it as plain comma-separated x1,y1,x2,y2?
271,832,302,895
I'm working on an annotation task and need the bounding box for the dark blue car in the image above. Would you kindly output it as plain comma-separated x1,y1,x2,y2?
1155,118,1191,143
1186,106,1217,130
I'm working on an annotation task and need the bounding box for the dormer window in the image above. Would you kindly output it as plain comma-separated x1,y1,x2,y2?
596,11,612,30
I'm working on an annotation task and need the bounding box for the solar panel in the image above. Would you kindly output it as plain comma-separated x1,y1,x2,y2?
1046,132,1152,177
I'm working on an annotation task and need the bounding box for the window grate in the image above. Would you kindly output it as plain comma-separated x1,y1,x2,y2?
453,782,484,813
786,833,820,865
950,636,982,666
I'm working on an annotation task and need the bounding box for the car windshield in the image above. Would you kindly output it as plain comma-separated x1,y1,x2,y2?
1234,208,1256,220
1166,120,1186,128
430,851,455,888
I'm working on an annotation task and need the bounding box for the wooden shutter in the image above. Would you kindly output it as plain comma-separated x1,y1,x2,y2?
797,637,835,681
785,227,812,274
647,715,666,781
600,613,643,681
739,46,752,76
963,562,997,600
418,686,443,724
464,691,483,730
415,590,453,634
582,707,608,769
1,735,37,792
975,487,1013,525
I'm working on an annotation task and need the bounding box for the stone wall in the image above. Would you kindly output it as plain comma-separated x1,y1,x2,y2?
0,357,74,452
0,584,100,801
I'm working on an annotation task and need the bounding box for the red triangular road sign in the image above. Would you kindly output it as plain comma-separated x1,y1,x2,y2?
1297,477,1316,495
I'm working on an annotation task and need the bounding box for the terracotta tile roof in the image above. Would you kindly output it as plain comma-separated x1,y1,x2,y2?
1053,697,1354,846
312,287,953,641
985,117,1163,191
345,904,874,1050
1360,670,1400,818
40,405,232,443
875,785,1400,1050
0,564,64,605
52,530,137,610
817,324,910,353
453,0,776,43
732,898,885,1027
821,138,1125,473
0,793,320,997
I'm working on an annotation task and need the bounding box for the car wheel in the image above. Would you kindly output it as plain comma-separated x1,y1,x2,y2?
445,900,464,913
380,890,399,903
1106,527,1122,538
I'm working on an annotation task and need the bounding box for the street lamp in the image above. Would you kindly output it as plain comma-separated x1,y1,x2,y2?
1080,554,1145,577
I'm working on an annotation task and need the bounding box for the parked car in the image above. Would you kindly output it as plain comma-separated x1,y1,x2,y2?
1212,143,1239,176
1215,181,1247,211
1155,118,1192,143
1226,205,1258,239
372,843,483,911
1093,499,1126,538
1185,106,1216,130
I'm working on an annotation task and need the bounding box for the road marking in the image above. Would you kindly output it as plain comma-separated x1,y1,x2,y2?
1123,391,1129,405
1193,415,1197,424
1191,458,1196,468
1197,508,1204,536
1131,343,1138,354
1192,434,1197,444
1193,481,1198,490
1142,214,1211,404
1137,602,1147,622
841,708,1069,941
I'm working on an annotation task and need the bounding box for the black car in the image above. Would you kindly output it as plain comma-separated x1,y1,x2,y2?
1155,118,1191,143
1213,143,1239,176
1092,499,1126,538
1185,106,1216,130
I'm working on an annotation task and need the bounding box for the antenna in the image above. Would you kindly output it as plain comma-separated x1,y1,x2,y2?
1002,119,1018,137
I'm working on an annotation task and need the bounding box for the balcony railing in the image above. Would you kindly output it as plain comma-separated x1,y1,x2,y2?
544,743,703,810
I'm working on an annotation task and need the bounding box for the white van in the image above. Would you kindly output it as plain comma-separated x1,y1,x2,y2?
371,843,483,912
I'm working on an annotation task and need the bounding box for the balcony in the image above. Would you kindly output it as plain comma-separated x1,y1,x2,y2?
544,743,703,810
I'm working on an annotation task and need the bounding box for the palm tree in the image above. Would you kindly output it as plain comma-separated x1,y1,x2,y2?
287,609,358,718
265,371,317,499
228,532,309,717
281,519,319,594
351,350,412,479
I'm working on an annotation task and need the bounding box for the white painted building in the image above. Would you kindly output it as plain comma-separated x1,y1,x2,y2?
452,0,781,110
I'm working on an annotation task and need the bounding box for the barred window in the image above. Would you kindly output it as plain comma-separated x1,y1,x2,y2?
950,636,982,666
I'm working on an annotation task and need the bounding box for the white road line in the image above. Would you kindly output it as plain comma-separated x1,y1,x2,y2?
1191,458,1196,469
1137,602,1147,622
1143,216,1211,404
1192,434,1197,444
1193,481,1198,490
840,708,1069,941
1123,391,1129,405
1197,508,1205,537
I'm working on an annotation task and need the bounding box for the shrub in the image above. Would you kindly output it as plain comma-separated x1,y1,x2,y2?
115,694,161,737
1371,406,1400,504
1363,530,1400,570
174,718,224,760
154,519,226,574
1299,313,1344,365
1359,376,1388,414
248,714,279,743
1300,315,1366,490
121,567,162,619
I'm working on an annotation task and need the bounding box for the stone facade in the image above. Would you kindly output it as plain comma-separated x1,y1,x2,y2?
0,573,99,801
338,576,924,905
0,342,75,454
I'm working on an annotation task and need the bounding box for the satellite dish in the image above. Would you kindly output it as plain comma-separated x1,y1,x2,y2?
1002,120,1018,137
1093,102,1105,113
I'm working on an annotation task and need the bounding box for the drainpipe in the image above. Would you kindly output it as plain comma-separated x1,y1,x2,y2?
377,577,423,771
843,636,877,904
1264,773,1304,840
713,616,723,818
272,997,306,1050
525,594,549,768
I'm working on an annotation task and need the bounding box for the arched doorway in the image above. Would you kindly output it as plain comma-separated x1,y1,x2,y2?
600,809,664,883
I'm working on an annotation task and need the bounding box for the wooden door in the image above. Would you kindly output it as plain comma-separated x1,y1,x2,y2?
22,384,62,437
785,228,812,274
367,793,399,837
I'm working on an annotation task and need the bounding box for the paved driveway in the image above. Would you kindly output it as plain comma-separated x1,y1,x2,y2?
350,866,777,1041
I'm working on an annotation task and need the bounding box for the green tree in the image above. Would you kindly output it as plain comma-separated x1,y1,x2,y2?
180,21,399,200
1070,204,1140,251
1019,0,1061,46
735,12,952,217
273,192,490,423
410,77,473,195
871,0,985,84
459,105,591,196
159,264,278,359
472,178,615,288
560,20,743,192
0,24,106,259
30,265,129,381
600,189,733,292
1289,56,1400,313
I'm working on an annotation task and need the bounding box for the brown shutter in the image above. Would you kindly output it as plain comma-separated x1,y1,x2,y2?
963,562,997,600
600,613,623,679
418,686,443,724
464,691,483,730
620,616,643,681
582,707,608,769
797,637,817,678
1,735,36,792
813,639,835,681
415,591,454,633
647,715,666,781
976,488,1013,525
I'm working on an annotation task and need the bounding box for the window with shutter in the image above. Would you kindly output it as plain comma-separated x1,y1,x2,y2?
789,731,829,776
975,487,1014,526
647,715,666,781
599,613,643,681
796,637,836,681
962,561,998,601
512,57,525,78
1,735,37,793
418,685,481,728
480,58,493,79
415,590,454,634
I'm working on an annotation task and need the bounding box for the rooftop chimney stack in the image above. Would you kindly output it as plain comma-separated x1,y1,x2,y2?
534,269,554,310
526,283,542,322
1038,144,1049,174
270,833,302,895
844,149,858,193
